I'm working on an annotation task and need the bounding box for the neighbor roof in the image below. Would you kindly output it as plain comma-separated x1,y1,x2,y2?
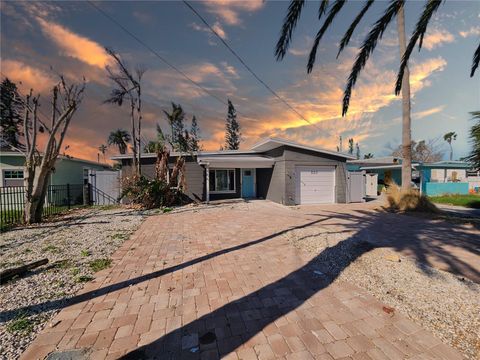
348,156,402,165
419,161,471,169
251,137,357,159
360,163,420,170
1,150,110,168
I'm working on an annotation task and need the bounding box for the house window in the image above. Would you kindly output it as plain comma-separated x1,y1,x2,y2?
4,170,24,179
3,170,24,187
209,169,235,192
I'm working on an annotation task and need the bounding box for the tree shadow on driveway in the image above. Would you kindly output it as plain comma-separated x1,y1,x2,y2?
0,218,330,323
118,209,477,359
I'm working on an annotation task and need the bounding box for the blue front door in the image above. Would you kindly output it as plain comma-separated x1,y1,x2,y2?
241,169,255,198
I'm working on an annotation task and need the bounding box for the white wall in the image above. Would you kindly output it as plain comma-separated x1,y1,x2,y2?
467,176,480,190
430,169,466,182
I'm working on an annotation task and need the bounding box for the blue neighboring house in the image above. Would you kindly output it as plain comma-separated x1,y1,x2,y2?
347,157,472,196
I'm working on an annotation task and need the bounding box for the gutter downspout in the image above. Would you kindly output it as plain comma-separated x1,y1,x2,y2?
205,162,210,204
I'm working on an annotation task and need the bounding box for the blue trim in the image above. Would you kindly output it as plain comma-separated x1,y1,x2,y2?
424,182,469,196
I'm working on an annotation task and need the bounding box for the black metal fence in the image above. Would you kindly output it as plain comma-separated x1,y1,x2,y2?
0,183,118,228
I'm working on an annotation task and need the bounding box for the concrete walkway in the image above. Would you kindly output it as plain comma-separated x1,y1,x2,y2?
435,203,480,219
20,201,467,359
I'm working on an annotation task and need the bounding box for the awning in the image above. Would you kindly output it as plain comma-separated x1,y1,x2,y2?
197,155,275,169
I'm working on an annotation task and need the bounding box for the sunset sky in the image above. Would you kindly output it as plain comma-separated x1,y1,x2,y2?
1,1,479,162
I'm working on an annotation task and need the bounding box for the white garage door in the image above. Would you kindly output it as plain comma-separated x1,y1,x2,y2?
295,166,335,204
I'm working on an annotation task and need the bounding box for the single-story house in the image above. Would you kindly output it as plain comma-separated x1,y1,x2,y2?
0,150,111,187
347,157,472,196
112,137,357,205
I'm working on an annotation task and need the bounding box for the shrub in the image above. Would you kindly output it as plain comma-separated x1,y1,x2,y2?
386,184,438,213
89,258,112,272
75,275,94,283
6,313,34,334
121,175,185,209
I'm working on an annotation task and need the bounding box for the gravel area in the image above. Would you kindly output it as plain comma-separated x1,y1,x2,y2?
0,206,149,359
284,226,480,360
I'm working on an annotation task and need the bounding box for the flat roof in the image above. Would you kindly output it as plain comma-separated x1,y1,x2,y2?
197,155,275,169
110,136,357,161
348,156,402,164
419,161,471,169
110,149,256,160
360,163,420,170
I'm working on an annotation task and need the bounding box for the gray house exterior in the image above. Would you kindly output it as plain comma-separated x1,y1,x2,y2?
112,138,356,205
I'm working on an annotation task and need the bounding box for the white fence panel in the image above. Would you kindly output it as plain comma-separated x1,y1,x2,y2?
347,171,366,203
88,170,121,205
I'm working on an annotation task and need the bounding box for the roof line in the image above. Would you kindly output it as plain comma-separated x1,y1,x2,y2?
251,137,357,160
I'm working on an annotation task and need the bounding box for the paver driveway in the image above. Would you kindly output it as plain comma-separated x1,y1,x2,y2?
20,201,468,360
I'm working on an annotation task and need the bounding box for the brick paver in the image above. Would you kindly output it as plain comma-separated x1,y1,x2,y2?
20,201,468,359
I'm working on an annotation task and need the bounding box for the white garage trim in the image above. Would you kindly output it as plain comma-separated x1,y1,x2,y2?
295,166,335,204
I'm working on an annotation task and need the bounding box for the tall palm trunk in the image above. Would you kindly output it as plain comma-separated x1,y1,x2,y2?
397,5,412,190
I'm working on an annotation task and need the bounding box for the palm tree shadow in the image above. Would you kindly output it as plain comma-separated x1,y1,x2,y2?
120,209,479,359
0,218,330,323
120,232,376,359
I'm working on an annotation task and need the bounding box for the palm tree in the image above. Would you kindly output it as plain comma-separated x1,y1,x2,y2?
163,103,187,151
98,144,107,162
276,0,479,190
108,129,131,154
443,131,457,161
464,111,480,169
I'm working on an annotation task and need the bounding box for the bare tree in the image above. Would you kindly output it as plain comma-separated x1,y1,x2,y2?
19,76,86,224
389,138,445,163
104,48,145,176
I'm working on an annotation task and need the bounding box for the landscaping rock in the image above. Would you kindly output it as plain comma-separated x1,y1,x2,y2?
284,225,480,360
0,207,148,359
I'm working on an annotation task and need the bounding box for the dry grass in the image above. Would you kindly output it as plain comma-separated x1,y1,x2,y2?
385,184,438,213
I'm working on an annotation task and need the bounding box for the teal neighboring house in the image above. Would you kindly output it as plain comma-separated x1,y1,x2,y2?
0,150,110,187
347,157,472,196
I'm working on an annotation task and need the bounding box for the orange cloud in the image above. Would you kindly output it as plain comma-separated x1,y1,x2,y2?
422,28,455,50
413,105,446,119
204,56,449,152
190,21,228,40
1,59,56,93
147,62,238,100
459,27,480,38
202,0,264,26
36,17,111,69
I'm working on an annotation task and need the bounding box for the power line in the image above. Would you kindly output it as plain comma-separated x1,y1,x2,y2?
87,1,234,112
182,0,321,130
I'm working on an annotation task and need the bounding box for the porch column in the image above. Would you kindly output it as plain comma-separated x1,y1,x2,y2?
206,164,210,204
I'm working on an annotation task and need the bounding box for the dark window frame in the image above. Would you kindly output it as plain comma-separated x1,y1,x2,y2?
209,169,235,193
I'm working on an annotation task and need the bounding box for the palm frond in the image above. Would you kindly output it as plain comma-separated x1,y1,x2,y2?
307,0,347,73
470,41,480,77
104,89,128,106
337,0,374,59
318,0,329,19
394,0,442,95
343,0,404,116
275,0,306,60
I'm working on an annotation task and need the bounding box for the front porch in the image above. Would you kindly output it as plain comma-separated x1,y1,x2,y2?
197,155,275,203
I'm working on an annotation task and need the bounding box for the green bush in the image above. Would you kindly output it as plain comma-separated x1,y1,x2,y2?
6,314,34,334
89,258,112,272
121,175,185,209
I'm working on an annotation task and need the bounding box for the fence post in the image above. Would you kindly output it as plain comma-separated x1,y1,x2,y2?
67,184,71,210
83,184,89,206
